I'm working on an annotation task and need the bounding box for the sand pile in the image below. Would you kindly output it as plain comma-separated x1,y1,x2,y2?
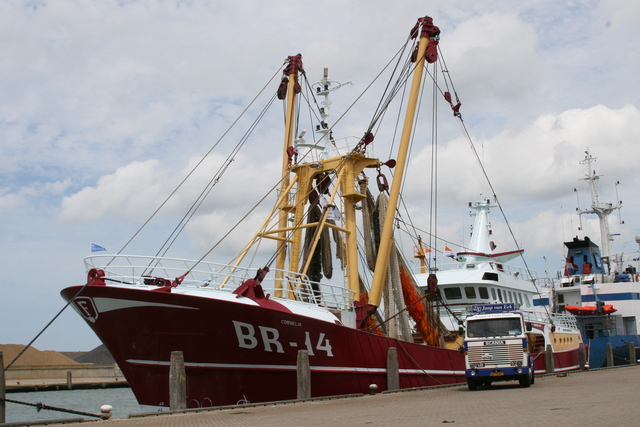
0,344,79,368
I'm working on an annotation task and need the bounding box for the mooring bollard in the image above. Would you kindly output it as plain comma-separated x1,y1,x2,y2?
1,351,6,424
629,342,636,365
169,351,187,411
99,404,113,419
545,344,555,374
606,343,614,367
66,371,72,390
578,343,587,370
386,347,399,391
296,350,311,400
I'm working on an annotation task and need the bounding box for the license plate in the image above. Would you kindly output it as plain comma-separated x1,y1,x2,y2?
490,372,504,376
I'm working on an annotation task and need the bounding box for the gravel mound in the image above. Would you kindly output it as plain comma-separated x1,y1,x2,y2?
0,344,79,367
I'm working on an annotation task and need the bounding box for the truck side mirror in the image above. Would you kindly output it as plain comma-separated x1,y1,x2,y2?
458,325,465,336
525,322,532,332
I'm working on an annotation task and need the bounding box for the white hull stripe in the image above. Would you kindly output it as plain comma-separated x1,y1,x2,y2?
93,297,198,313
125,359,462,376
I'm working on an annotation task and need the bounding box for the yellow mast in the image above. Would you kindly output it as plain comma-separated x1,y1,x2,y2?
414,236,428,274
369,17,439,307
274,55,303,297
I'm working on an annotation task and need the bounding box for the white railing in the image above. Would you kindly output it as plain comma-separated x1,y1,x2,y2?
550,313,579,330
411,259,540,282
84,255,355,311
522,311,579,330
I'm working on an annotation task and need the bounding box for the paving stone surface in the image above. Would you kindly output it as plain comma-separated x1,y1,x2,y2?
28,366,640,426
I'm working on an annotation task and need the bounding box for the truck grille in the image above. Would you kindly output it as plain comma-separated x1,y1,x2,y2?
467,340,523,366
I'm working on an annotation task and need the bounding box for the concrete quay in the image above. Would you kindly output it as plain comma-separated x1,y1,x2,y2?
5,378,128,393
17,365,640,427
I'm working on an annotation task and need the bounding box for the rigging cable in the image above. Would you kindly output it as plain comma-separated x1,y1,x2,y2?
235,40,421,273
144,92,279,275
434,45,553,321
4,61,287,376
109,63,286,268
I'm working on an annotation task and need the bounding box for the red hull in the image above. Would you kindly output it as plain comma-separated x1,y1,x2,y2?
61,285,466,409
532,346,582,375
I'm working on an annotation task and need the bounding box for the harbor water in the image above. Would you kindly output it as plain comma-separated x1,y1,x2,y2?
4,387,140,424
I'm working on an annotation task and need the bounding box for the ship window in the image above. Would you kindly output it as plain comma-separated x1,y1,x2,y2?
524,294,531,307
482,272,499,281
506,291,512,302
491,288,496,300
464,286,477,299
467,317,523,338
479,287,489,299
497,289,503,302
443,287,462,300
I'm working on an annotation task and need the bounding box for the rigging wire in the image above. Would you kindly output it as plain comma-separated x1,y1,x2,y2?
144,92,279,275
109,63,286,268
429,60,438,270
209,39,422,274
432,46,553,320
4,65,287,373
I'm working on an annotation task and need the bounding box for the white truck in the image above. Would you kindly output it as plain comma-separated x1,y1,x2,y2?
463,303,534,390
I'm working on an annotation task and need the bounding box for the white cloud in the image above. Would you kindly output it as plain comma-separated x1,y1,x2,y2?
0,189,26,211
60,159,169,222
405,104,640,205
445,12,541,104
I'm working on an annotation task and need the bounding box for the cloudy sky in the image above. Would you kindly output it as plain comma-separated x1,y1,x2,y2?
1,0,639,352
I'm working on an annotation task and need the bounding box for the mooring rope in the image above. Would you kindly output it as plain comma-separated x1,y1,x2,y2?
0,397,109,420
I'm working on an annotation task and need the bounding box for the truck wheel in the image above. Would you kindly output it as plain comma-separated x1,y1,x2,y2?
467,378,478,391
519,372,531,388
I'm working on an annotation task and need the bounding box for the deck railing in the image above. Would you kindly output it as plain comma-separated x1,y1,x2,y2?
84,255,355,311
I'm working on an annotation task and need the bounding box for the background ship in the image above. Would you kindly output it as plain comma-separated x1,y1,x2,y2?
552,150,640,368
412,197,583,374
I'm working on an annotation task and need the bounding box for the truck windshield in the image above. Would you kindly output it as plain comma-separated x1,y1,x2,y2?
467,318,522,338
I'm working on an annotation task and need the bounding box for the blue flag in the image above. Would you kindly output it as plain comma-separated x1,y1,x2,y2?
91,243,107,252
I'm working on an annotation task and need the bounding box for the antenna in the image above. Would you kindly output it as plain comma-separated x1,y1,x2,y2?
615,180,624,225
575,149,622,261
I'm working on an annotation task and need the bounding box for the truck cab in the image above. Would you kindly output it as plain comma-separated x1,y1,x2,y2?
463,303,534,390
